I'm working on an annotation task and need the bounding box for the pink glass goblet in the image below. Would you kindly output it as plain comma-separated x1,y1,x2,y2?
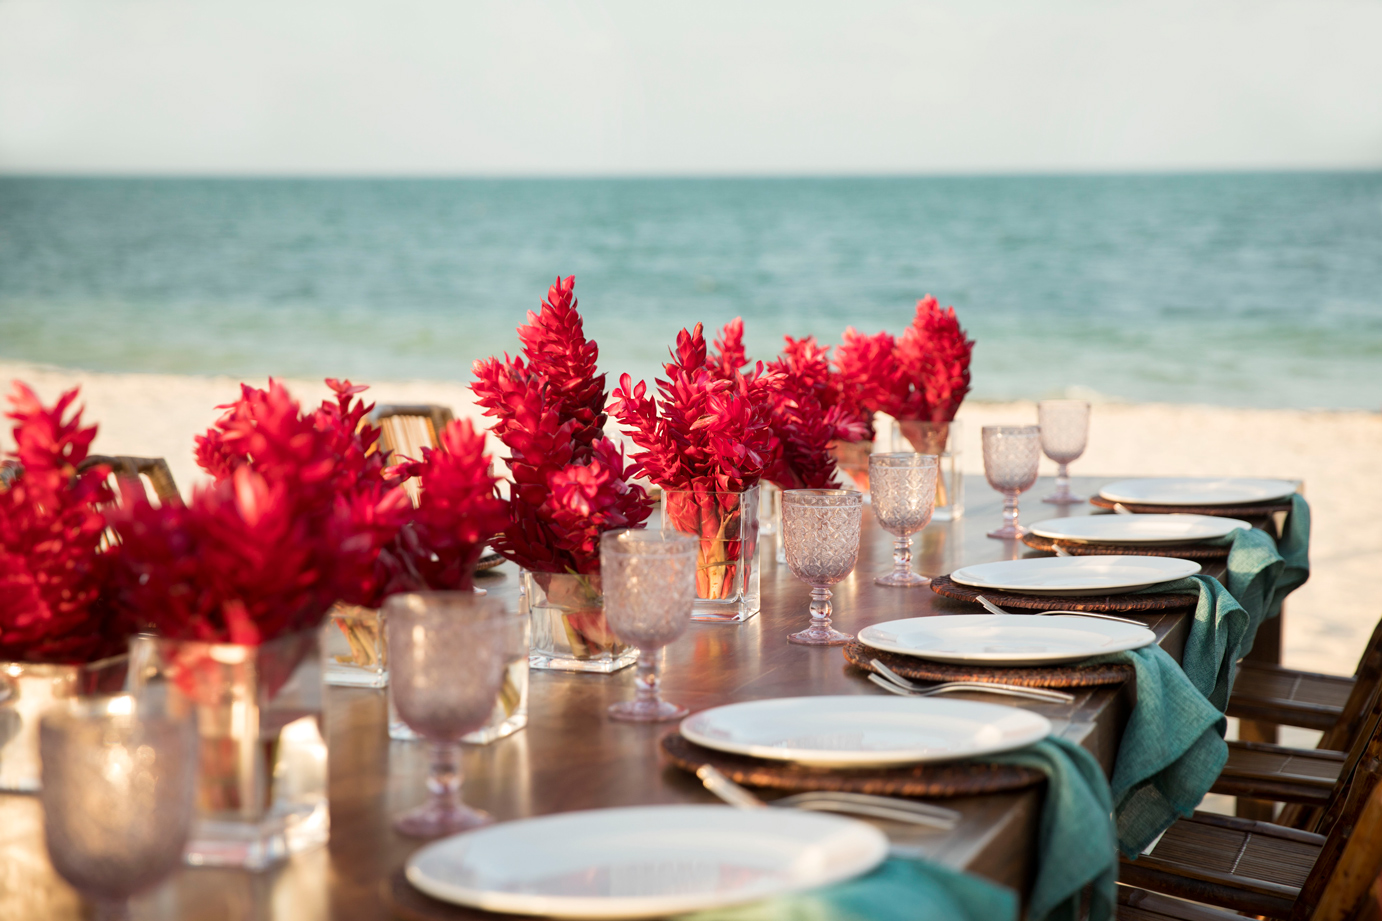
40,697,198,921
982,425,1041,539
1039,400,1090,505
868,453,938,587
782,489,863,645
600,529,700,722
385,591,509,837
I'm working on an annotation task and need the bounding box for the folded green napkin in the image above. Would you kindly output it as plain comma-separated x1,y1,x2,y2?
676,856,1017,921
981,736,1117,921
1089,644,1228,858
1226,493,1311,648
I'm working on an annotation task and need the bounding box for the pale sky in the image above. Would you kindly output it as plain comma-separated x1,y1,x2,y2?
1,0,1380,175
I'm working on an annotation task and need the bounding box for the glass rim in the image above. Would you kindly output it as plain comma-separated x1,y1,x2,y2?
869,452,940,466
782,488,864,505
660,485,760,497
1037,399,1091,409
601,528,700,556
382,591,510,618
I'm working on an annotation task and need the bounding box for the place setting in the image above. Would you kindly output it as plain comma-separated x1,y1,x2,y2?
1088,476,1299,517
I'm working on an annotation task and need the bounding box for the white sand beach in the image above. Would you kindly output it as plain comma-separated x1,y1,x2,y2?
4,360,1379,676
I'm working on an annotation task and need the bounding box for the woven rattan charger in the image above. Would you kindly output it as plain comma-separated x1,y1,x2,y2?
660,733,1045,799
842,640,1133,689
929,573,1198,614
1088,495,1292,519
1020,532,1230,561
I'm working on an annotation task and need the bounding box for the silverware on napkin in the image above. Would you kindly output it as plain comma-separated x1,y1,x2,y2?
695,764,960,830
868,659,1074,704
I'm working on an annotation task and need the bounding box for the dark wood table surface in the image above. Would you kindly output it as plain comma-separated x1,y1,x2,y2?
0,476,1201,920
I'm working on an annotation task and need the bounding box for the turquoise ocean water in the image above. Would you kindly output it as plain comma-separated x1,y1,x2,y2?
1,174,1380,409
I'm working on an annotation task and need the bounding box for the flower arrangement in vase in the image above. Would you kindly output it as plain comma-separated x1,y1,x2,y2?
472,276,653,669
0,384,132,791
834,295,974,508
110,377,420,868
610,319,777,621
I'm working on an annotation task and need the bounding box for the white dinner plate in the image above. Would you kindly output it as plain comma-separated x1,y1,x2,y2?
949,556,1200,596
1098,477,1296,506
405,805,889,919
859,614,1156,665
1030,513,1251,545
680,696,1051,767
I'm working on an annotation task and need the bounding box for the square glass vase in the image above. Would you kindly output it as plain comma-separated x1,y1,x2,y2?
0,654,129,792
523,571,636,673
893,418,965,521
661,485,761,623
127,629,328,871
322,603,386,688
388,602,531,744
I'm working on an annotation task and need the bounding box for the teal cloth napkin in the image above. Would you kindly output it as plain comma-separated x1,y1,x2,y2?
1088,644,1227,858
679,738,1110,921
676,857,1017,921
982,736,1117,921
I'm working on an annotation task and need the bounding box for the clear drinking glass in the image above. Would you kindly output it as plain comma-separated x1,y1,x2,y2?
384,592,509,837
869,453,939,587
39,696,198,921
982,425,1041,539
1038,400,1090,505
600,530,700,722
781,489,864,646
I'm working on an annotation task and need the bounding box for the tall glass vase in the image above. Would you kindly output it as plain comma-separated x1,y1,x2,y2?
524,572,636,673
127,629,328,871
661,486,760,623
893,419,964,521
0,655,128,792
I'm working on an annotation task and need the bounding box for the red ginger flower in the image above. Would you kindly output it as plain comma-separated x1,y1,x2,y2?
763,336,869,490
609,321,779,494
111,379,411,643
0,383,125,663
894,295,974,423
380,419,509,593
472,276,652,574
832,327,901,438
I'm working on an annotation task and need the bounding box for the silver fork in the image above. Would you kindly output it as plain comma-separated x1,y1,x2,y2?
696,764,960,830
868,658,1074,704
975,594,1146,628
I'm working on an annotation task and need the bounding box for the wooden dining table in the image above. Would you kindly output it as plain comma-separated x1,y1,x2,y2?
0,475,1249,920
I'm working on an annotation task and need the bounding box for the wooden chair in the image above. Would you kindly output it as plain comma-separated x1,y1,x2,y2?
1228,616,1382,736
1118,694,1382,920
76,455,181,504
369,405,454,506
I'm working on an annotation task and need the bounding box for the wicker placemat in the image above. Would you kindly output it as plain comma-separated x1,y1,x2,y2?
661,733,1045,798
842,641,1133,689
474,553,505,573
1089,495,1292,518
929,574,1198,613
1020,532,1230,561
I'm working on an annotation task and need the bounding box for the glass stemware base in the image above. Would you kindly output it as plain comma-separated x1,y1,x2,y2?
987,493,1029,539
1043,466,1086,504
876,536,930,587
394,742,492,837
608,698,688,722
788,588,853,646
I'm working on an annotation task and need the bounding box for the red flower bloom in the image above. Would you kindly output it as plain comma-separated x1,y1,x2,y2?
0,383,125,663
763,336,868,490
832,296,974,424
892,295,974,423
110,379,411,643
381,419,509,593
609,321,779,494
472,277,652,574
